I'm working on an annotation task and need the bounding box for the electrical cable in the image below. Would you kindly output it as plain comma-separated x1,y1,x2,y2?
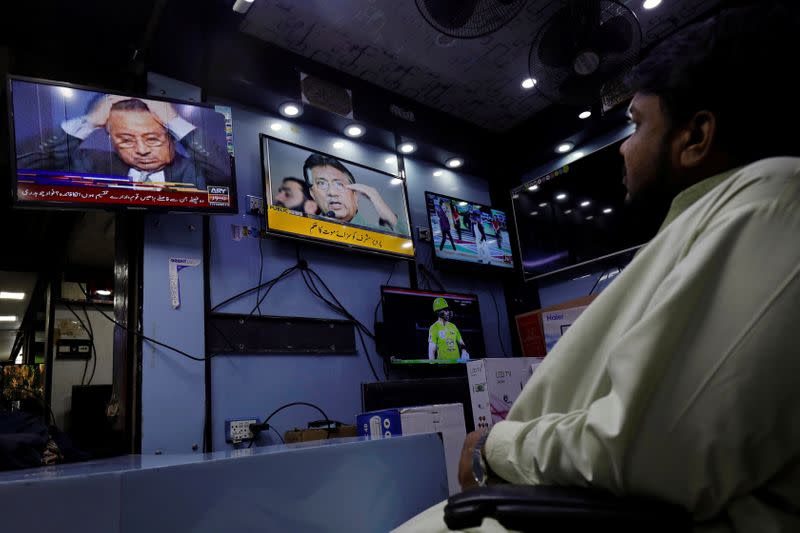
255,217,265,316
269,426,284,444
489,290,509,357
82,305,98,385
65,303,92,386
77,285,216,362
263,401,331,427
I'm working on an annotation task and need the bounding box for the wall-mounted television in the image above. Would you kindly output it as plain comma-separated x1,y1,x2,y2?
7,76,237,213
425,191,513,269
261,134,414,258
379,286,486,364
511,139,657,280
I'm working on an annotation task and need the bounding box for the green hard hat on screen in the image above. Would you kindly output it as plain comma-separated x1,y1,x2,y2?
433,297,449,312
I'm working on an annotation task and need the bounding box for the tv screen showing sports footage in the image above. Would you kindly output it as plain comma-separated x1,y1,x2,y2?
261,135,414,258
8,76,237,212
425,191,513,269
380,286,486,364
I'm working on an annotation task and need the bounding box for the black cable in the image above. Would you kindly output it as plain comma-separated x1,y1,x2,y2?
263,401,331,427
373,262,398,330
305,268,375,339
246,266,299,318
78,285,215,362
489,290,509,357
588,268,614,295
269,426,285,444
255,218,265,316
65,303,92,386
82,305,98,385
211,265,298,314
356,322,382,381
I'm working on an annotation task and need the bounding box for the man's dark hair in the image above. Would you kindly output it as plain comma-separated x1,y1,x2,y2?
302,154,356,186
282,176,311,199
628,3,800,164
110,99,151,113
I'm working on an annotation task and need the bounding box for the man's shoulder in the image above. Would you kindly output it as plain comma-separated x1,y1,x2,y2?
730,157,800,194
705,157,800,214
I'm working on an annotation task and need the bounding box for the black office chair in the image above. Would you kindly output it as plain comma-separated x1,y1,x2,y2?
444,485,692,532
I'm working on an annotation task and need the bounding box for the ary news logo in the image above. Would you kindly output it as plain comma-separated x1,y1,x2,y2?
207,186,230,207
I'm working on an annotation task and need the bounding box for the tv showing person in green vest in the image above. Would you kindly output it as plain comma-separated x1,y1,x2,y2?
428,297,470,361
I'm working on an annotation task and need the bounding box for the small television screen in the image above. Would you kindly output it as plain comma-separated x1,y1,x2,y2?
8,76,237,212
512,139,654,280
425,192,514,269
380,286,485,364
261,135,414,258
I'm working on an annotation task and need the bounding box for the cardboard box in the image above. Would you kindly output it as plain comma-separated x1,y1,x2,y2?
284,425,358,443
467,357,543,431
515,295,597,356
357,403,466,495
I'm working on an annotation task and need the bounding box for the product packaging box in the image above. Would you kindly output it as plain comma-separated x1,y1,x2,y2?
357,403,466,495
467,357,543,431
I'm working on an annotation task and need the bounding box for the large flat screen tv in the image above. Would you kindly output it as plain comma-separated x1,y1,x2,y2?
425,191,513,269
379,286,486,364
7,76,237,213
512,139,656,280
261,134,414,258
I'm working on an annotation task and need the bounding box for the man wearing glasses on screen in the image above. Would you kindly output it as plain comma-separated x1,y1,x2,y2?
302,154,408,234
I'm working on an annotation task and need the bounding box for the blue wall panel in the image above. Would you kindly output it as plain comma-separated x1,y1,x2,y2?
140,84,511,451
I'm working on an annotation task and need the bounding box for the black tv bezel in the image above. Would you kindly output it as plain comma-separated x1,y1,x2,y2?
424,190,515,272
379,284,487,362
510,138,648,282
259,133,416,261
6,74,239,215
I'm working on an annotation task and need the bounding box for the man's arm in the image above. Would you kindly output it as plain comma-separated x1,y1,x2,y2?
428,327,437,360
485,198,800,519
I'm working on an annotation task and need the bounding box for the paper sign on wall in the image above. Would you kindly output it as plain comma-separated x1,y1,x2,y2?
168,257,201,309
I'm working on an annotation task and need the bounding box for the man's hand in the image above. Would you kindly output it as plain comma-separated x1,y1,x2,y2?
458,430,486,490
141,99,179,126
347,183,399,228
86,94,127,128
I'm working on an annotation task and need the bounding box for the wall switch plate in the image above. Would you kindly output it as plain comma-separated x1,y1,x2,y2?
225,418,260,443
246,195,265,215
417,227,431,241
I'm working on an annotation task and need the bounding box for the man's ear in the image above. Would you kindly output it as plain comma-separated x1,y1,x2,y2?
678,110,717,168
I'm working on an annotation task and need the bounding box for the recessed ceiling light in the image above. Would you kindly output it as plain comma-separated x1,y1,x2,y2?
586,215,594,220
59,87,74,98
445,157,464,168
269,122,283,131
521,78,537,90
385,155,397,165
538,202,548,207
555,193,567,201
530,211,538,216
401,241,413,249
556,142,575,154
527,184,539,191
572,151,585,159
95,289,112,296
603,208,613,214
398,141,417,154
390,177,403,185
643,0,662,9
0,316,17,322
344,124,365,137
512,193,519,200
578,110,592,119
564,209,573,214
332,141,344,149
580,200,591,207
232,0,255,13
278,102,302,118
0,292,24,300
433,170,443,177
458,201,468,206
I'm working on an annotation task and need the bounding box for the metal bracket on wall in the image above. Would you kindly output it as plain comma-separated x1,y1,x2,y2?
207,313,357,355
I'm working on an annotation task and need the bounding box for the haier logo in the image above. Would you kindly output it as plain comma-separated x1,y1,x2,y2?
545,313,564,321
208,186,229,195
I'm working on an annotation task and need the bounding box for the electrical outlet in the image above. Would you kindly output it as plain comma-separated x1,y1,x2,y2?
417,226,431,241
246,195,265,215
225,418,260,443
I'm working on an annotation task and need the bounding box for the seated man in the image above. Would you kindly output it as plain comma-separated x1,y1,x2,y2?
395,5,800,532
274,176,318,214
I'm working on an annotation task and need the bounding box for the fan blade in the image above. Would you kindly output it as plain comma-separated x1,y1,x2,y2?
536,9,582,67
424,0,481,30
593,15,636,56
